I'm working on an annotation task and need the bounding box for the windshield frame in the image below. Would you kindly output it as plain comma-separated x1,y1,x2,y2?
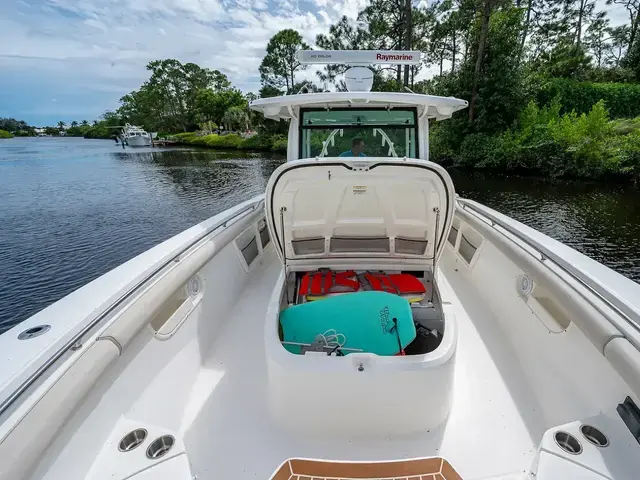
298,106,419,159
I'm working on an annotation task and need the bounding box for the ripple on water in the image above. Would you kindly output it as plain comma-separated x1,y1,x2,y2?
0,140,284,334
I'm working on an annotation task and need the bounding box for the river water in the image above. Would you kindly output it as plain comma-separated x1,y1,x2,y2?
1,137,639,334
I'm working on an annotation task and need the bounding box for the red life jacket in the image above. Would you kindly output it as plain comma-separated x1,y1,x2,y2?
363,272,426,295
299,270,360,296
300,270,426,298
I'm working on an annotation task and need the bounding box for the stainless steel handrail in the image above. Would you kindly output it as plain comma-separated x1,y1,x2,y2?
0,199,264,418
457,198,640,334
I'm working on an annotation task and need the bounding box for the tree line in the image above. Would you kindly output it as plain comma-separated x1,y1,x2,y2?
258,0,640,117
254,0,640,180
5,0,640,179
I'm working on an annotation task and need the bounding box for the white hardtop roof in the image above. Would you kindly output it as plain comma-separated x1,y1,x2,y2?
249,91,468,121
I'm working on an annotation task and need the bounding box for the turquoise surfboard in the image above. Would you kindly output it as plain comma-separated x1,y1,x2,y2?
280,291,416,355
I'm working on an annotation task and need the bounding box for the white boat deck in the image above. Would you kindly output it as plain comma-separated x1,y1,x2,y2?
180,255,537,480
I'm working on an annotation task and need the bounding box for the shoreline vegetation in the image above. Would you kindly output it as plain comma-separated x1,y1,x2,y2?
172,132,288,153
4,0,640,183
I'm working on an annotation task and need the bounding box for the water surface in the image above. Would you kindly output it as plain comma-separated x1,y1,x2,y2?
1,137,639,334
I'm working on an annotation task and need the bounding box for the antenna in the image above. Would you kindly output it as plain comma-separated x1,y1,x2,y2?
296,82,314,94
297,50,421,93
297,50,421,66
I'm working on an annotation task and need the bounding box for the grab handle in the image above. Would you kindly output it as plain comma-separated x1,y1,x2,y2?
149,289,202,340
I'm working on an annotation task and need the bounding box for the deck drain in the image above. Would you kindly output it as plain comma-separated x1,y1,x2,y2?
580,425,609,447
146,435,175,459
18,324,51,340
554,431,582,455
118,429,147,452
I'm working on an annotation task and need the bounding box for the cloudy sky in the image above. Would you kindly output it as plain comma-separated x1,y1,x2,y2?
0,0,628,126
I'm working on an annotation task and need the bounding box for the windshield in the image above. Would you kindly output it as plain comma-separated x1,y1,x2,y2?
300,108,417,159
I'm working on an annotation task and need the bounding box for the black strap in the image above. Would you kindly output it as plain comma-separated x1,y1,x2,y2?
368,271,398,294
358,273,372,291
388,276,400,294
392,318,404,354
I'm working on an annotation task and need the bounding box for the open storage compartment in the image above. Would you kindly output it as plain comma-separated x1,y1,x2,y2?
263,158,459,436
279,269,445,357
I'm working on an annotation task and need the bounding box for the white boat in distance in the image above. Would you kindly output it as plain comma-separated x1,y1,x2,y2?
121,123,151,147
2,51,640,480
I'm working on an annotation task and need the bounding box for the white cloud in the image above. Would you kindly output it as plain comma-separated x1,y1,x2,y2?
1,0,363,93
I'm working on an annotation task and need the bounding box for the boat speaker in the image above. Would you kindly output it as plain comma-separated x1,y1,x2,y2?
188,276,201,297
516,274,534,297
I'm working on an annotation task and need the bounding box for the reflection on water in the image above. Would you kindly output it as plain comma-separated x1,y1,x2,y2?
0,138,638,334
0,139,284,334
451,171,640,282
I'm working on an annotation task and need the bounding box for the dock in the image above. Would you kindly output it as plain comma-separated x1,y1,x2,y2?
152,138,178,147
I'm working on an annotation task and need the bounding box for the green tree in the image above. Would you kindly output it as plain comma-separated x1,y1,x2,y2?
316,16,372,86
585,14,610,67
57,121,65,130
195,88,247,125
259,29,309,93
564,0,600,48
606,0,640,53
474,5,526,131
81,120,89,126
222,106,249,131
427,0,473,76
71,121,78,127
469,0,493,123
316,3,437,89
359,0,408,83
625,28,640,78
118,59,231,132
258,84,284,98
0,118,30,133
608,25,631,66
536,40,593,78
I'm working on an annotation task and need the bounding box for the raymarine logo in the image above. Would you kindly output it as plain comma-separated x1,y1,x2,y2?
376,53,416,61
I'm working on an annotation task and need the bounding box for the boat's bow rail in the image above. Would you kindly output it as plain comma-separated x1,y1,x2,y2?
455,197,640,398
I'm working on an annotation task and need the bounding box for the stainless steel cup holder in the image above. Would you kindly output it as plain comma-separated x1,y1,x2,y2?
580,425,609,447
146,435,175,459
554,430,582,455
118,429,148,452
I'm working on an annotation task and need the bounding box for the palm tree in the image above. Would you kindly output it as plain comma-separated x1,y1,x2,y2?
222,107,249,132
71,121,78,127
57,121,65,131
81,120,89,126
